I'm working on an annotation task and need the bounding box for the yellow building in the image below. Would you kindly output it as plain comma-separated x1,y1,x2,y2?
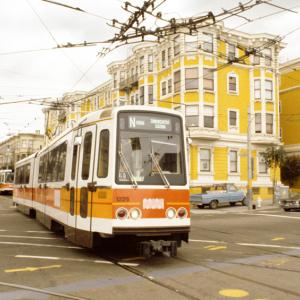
46,22,285,199
280,57,300,191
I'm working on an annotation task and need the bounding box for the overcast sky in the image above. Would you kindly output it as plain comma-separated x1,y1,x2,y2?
0,0,299,141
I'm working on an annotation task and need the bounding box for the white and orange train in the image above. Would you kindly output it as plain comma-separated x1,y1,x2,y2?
13,106,190,256
0,169,14,195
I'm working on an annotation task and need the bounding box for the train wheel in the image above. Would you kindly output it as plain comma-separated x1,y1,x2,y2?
138,242,151,258
170,241,177,257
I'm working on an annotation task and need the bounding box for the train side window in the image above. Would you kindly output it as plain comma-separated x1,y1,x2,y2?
81,132,92,180
38,155,45,183
71,144,78,180
57,142,67,181
97,130,109,178
80,187,88,218
24,164,30,184
70,187,75,216
15,167,21,184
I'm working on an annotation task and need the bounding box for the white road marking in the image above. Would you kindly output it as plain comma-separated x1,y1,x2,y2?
239,212,300,220
0,241,82,249
0,235,59,240
190,240,300,251
0,230,7,232
189,239,227,244
16,255,139,267
237,243,300,251
26,230,54,234
16,255,60,260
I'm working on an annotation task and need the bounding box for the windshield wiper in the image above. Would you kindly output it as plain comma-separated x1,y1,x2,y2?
150,152,170,189
118,150,138,188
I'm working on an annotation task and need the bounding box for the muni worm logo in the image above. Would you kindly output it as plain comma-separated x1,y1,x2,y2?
143,198,164,209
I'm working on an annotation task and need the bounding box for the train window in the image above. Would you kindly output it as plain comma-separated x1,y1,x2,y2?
71,144,78,180
81,132,92,180
24,164,30,183
38,155,45,183
42,142,67,182
80,187,88,218
16,164,31,184
15,167,21,184
57,142,67,181
70,187,75,216
97,130,109,178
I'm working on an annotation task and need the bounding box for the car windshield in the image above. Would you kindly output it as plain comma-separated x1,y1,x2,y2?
116,112,186,186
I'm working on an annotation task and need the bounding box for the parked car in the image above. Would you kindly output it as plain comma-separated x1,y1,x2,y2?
190,183,246,209
279,192,300,211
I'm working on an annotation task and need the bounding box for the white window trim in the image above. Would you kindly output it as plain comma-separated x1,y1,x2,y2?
227,72,239,95
185,104,200,127
254,111,262,134
228,148,240,175
226,43,238,62
185,67,199,91
203,104,215,129
161,49,167,69
228,109,239,132
257,152,269,176
198,147,214,175
254,78,261,101
266,112,274,135
203,67,215,94
265,79,274,102
160,76,172,99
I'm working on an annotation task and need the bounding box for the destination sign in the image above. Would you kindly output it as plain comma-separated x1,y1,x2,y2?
127,115,172,131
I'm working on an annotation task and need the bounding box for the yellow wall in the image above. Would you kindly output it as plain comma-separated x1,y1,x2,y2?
214,147,228,181
217,66,250,134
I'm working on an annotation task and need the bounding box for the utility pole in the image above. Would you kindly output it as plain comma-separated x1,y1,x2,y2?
247,106,253,210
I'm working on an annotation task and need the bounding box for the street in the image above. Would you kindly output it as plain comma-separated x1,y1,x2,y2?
0,195,300,300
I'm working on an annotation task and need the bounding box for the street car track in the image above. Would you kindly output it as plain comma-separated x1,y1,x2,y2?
0,281,90,300
172,255,300,298
101,254,201,300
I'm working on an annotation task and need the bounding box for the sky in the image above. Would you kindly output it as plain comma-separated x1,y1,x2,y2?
0,0,300,141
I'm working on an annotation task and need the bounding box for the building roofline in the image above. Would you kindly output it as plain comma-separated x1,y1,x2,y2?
280,57,300,72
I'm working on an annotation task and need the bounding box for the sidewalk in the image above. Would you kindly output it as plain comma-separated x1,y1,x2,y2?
191,199,280,214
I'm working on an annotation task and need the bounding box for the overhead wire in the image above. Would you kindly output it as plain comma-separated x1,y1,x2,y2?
40,0,111,21
26,0,95,88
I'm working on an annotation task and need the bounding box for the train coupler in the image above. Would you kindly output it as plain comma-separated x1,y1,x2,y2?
138,240,177,258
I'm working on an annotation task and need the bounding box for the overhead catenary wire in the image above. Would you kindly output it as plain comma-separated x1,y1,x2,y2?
26,0,95,88
40,0,111,21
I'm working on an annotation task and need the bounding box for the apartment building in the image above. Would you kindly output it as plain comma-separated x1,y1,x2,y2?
0,133,44,171
280,57,300,191
45,22,284,199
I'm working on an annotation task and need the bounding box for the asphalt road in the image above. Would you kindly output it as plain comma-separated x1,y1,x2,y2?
0,195,300,300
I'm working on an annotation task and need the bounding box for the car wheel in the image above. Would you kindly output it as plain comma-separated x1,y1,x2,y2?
230,202,236,206
197,204,204,209
284,208,291,212
209,200,218,209
241,198,247,206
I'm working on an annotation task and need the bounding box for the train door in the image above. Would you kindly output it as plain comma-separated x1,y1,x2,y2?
75,125,97,247
66,129,81,243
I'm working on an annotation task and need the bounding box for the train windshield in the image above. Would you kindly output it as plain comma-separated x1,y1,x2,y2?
5,173,14,183
116,112,186,186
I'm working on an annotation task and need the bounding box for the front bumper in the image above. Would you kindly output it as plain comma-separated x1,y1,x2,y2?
280,200,300,209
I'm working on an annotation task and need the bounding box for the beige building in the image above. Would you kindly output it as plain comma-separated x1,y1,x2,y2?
0,133,44,171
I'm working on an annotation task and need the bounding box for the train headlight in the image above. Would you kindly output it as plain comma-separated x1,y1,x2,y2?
116,207,128,220
177,207,188,219
166,207,176,219
129,208,141,220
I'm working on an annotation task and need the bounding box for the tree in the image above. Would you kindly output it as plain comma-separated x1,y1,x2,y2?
281,155,300,187
262,146,286,204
